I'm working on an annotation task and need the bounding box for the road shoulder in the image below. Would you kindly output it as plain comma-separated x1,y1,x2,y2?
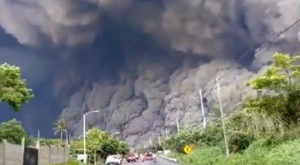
158,155,178,163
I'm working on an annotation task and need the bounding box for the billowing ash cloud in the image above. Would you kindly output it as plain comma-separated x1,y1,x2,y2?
0,0,132,46
0,0,300,145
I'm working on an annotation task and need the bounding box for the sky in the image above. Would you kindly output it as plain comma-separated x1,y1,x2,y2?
0,28,63,137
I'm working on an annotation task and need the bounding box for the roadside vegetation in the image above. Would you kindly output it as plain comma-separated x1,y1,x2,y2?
54,159,86,165
0,62,130,165
0,118,68,147
160,53,300,165
0,119,33,145
0,118,129,165
70,128,129,164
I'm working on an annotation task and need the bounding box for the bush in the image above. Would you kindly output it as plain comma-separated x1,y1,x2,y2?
199,122,224,146
228,131,254,153
163,128,201,153
227,110,286,138
266,139,300,164
162,123,223,153
177,146,224,165
0,119,28,145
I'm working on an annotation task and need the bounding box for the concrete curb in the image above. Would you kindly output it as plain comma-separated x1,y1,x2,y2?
158,155,178,163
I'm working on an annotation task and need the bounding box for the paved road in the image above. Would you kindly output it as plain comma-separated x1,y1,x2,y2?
122,157,180,165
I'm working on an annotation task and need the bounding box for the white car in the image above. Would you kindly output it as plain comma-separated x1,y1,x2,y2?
134,153,139,160
105,155,121,165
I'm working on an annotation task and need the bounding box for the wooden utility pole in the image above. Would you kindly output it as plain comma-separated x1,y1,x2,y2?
216,78,230,157
199,89,207,128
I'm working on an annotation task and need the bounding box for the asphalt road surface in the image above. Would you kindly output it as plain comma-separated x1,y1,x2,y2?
123,157,180,165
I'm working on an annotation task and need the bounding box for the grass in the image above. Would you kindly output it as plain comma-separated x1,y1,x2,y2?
177,146,225,165
177,138,300,165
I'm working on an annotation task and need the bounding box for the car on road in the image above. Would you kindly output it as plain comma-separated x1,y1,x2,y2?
105,155,121,165
142,152,156,163
134,153,139,160
125,153,137,163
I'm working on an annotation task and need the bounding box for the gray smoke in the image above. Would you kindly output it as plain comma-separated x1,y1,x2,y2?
1,0,300,145
0,0,132,46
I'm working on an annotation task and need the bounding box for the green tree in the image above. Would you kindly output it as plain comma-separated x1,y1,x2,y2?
70,140,84,156
117,141,130,156
100,137,121,158
86,128,109,163
54,118,68,141
0,63,33,111
0,119,27,144
245,53,300,125
70,128,129,163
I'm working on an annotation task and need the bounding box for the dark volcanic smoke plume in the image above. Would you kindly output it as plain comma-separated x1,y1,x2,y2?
0,0,299,144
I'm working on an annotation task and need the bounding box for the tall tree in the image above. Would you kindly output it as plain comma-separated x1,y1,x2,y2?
54,118,68,141
245,53,300,124
0,63,33,111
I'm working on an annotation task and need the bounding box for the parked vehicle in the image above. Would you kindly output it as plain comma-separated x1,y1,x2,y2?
142,152,156,162
125,153,136,163
153,153,157,162
105,155,121,165
134,153,139,160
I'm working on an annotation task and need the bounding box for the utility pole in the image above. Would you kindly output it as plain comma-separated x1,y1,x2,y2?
176,117,180,133
199,89,207,128
216,78,230,157
65,130,68,146
83,115,86,163
83,110,100,164
158,136,161,145
165,128,168,138
36,130,40,149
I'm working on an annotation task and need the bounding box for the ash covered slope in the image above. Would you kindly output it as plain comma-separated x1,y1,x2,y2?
0,0,299,145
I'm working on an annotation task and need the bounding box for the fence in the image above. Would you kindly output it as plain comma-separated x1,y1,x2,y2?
0,140,69,165
39,145,69,165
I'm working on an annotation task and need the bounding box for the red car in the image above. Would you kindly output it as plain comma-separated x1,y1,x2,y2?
142,153,156,162
126,154,136,163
